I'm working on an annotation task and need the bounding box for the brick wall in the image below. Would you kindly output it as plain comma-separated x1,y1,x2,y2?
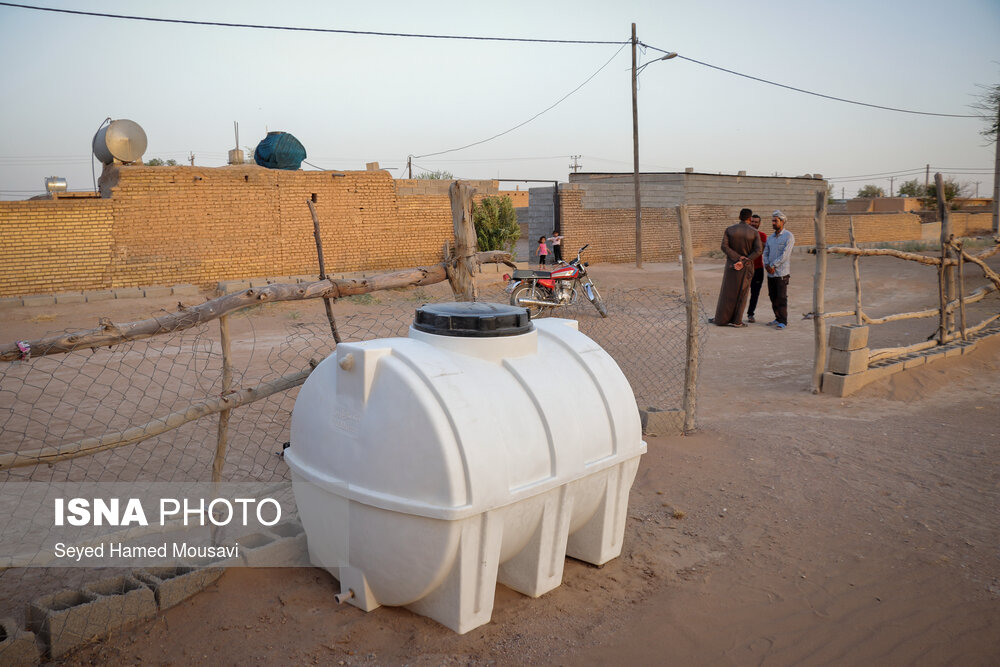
0,198,114,297
0,165,497,298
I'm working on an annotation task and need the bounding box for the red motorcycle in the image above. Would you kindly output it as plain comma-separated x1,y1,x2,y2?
503,244,608,318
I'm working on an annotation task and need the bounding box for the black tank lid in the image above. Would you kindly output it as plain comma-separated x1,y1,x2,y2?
413,302,533,338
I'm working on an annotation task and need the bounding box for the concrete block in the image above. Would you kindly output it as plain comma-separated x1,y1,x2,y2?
944,345,963,358
27,589,101,659
902,354,926,369
142,286,172,298
923,349,947,366
959,341,979,355
259,522,310,567
55,293,86,305
821,371,870,397
0,616,40,666
22,295,55,308
237,532,279,566
828,325,869,351
134,566,223,610
865,360,905,383
248,278,271,288
827,347,869,375
216,280,250,295
113,287,144,299
82,574,157,622
84,290,114,302
0,297,22,310
641,408,684,436
171,284,200,296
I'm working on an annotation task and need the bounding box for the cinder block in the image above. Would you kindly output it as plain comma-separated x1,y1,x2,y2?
944,345,963,358
291,275,319,284
0,616,39,666
84,290,114,302
82,574,157,623
216,280,250,295
113,287,144,299
26,589,100,659
865,360,905,383
248,278,271,288
641,408,684,436
828,325,869,351
171,284,199,296
22,295,55,308
143,286,172,298
822,371,870,397
0,297,22,310
902,354,926,369
134,567,223,610
827,347,869,375
924,349,947,366
238,532,279,566
55,293,86,305
959,341,979,355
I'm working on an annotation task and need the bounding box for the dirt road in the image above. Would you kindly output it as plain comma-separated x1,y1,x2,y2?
7,251,998,665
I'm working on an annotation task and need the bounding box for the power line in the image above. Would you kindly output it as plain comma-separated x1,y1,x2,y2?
640,42,981,119
413,43,628,159
0,2,624,45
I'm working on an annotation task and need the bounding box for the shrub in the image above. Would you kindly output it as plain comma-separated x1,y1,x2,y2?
473,196,520,255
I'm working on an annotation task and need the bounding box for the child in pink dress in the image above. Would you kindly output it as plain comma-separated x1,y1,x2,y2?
537,236,549,267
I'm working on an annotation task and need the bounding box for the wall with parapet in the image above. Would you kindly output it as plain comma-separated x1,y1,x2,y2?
0,165,498,298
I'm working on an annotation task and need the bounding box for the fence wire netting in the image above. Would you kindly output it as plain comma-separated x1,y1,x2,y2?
0,279,704,661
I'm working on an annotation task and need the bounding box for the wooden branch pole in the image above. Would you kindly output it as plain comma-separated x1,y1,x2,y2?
676,205,699,433
0,366,314,470
937,173,956,336
868,339,940,363
956,239,967,340
812,191,827,394
212,314,233,483
307,199,342,343
825,246,948,266
0,251,513,363
448,181,479,302
848,216,863,325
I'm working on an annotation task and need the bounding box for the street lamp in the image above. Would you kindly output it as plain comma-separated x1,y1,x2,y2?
632,23,677,268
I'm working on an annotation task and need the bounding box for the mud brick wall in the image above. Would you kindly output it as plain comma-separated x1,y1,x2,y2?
0,166,500,297
0,199,114,297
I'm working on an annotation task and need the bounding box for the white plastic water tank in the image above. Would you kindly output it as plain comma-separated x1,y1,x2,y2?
286,302,646,633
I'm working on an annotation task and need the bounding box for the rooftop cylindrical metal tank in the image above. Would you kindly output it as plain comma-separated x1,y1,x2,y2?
45,177,67,193
287,302,646,634
92,119,148,165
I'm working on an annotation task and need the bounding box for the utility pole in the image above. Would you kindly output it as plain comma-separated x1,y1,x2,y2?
890,176,894,197
993,101,1000,234
631,22,642,268
189,152,195,167
569,155,582,173
407,156,412,179
925,164,930,191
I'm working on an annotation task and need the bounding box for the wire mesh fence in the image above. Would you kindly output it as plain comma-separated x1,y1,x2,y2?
0,279,703,661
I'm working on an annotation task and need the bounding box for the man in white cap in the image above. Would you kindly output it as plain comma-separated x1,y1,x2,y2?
763,210,795,329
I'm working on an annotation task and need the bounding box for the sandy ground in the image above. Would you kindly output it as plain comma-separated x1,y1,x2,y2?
4,249,1000,665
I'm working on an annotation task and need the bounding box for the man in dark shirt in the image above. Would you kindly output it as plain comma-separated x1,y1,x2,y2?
746,214,767,323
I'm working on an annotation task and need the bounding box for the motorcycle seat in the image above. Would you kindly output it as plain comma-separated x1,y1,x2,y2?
512,269,552,279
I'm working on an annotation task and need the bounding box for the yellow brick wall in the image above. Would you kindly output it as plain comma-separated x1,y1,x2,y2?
0,165,473,297
0,199,114,296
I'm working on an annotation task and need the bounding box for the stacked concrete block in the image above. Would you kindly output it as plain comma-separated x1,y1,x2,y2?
134,566,223,610
27,575,156,659
0,617,40,666
823,325,871,397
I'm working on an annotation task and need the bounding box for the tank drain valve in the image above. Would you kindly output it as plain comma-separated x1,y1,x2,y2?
334,589,355,604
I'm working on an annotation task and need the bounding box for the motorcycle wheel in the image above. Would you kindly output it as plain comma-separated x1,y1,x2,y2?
510,284,549,319
587,283,608,318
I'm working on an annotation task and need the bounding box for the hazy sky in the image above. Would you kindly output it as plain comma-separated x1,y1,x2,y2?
1,0,997,200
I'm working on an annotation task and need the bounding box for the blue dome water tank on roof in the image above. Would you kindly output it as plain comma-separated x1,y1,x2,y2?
253,131,306,170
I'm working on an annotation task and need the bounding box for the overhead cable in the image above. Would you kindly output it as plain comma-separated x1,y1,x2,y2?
0,2,624,44
640,42,981,119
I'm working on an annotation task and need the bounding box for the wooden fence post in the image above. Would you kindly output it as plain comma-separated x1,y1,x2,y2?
676,206,699,433
212,314,233,483
936,173,952,343
448,182,479,302
812,191,827,394
848,216,863,325
307,199,342,343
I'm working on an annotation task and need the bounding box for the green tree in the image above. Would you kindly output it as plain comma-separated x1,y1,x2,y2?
857,184,885,198
473,196,520,255
143,158,178,166
924,177,968,210
415,170,454,180
897,179,924,197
